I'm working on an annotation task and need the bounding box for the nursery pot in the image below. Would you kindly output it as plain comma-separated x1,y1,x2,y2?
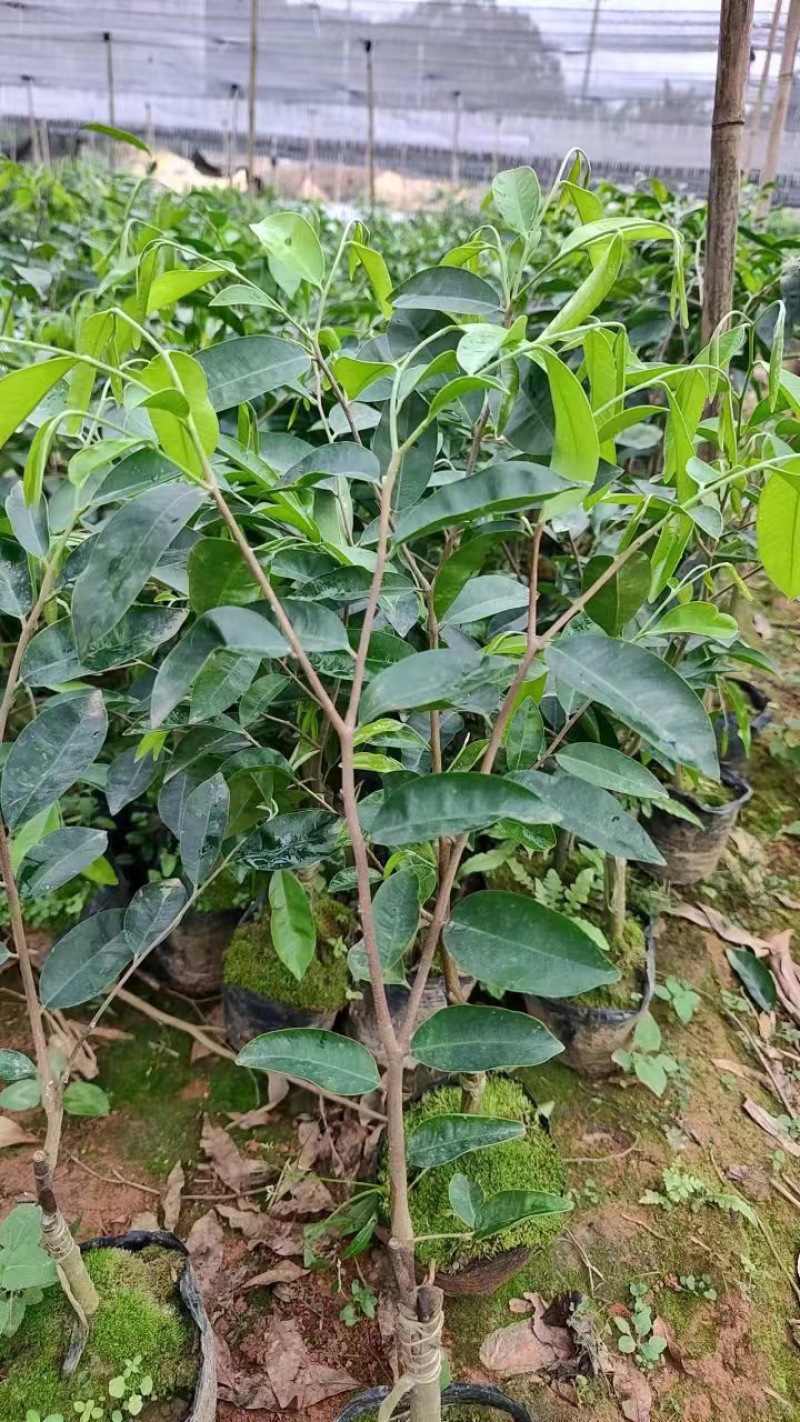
223,982,338,1052
80,1229,216,1422
336,1381,532,1421
378,1075,556,1298
155,907,241,997
643,769,752,885
525,920,656,1078
714,679,771,768
344,973,473,1070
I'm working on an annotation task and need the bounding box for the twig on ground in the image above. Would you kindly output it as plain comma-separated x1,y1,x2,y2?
68,1154,160,1197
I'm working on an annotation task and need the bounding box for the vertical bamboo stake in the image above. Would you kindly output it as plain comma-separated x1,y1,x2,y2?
702,0,756,345
582,0,602,100
743,0,783,173
23,76,42,165
39,118,51,167
103,32,116,169
757,0,800,219
247,0,259,194
450,89,462,186
145,100,155,151
364,38,375,210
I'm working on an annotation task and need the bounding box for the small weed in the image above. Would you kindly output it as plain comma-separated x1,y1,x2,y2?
654,976,701,1025
677,1273,717,1301
612,1284,668,1370
640,1166,757,1224
340,1279,377,1327
612,1013,683,1097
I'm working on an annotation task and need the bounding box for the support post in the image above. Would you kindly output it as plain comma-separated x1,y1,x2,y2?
702,0,756,345
450,89,462,186
228,84,240,181
104,31,116,169
582,0,602,101
145,100,155,151
23,76,42,165
743,0,783,174
363,38,375,210
757,0,800,219
247,0,259,194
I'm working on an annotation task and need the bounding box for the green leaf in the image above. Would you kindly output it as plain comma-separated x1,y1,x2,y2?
726,948,777,1011
83,121,150,152
350,242,393,317
250,212,325,287
583,552,651,635
632,1055,668,1096
394,461,570,544
546,634,718,777
558,216,674,260
648,604,738,642
269,870,316,981
633,1011,661,1053
23,416,58,508
18,827,109,898
541,235,623,338
190,649,260,722
5,481,48,559
360,648,512,722
179,774,229,885
124,880,188,954
282,442,380,488
0,1078,41,1110
196,336,310,411
492,167,541,236
371,773,560,847
1,691,108,829
0,1051,36,1083
63,1081,110,1117
473,1189,572,1241
137,351,218,479
457,324,509,376
411,1005,562,1072
0,538,32,618
441,574,528,626
391,267,502,317
505,700,544,771
72,483,203,655
68,438,143,489
757,470,800,600
106,748,161,816
407,1114,525,1169
39,909,130,1008
0,357,75,452
511,769,663,863
532,348,599,483
443,891,619,997
554,744,668,800
448,1173,483,1228
145,267,223,313
769,303,786,411
236,1029,380,1095
150,607,289,726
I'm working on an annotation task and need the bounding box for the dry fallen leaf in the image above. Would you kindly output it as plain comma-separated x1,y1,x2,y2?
712,1057,771,1087
727,1163,771,1202
48,1013,98,1080
751,609,774,641
0,1117,37,1149
479,1293,574,1376
162,1160,185,1233
670,902,768,952
186,1209,225,1292
129,1210,159,1232
775,893,800,912
271,1177,335,1219
611,1356,653,1421
243,1260,309,1290
743,1097,800,1158
221,1319,356,1411
217,1204,304,1255
200,1117,272,1195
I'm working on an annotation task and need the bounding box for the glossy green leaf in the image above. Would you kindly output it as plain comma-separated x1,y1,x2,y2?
236,1029,380,1095
188,539,262,612
546,633,718,777
63,1081,111,1117
407,1114,525,1169
558,216,674,260
0,1051,36,1083
648,604,738,642
282,442,380,487
583,552,651,635
371,773,560,847
505,700,544,771
492,166,541,236
269,870,316,981
411,1005,562,1072
105,747,161,816
179,773,230,885
554,744,668,800
443,890,619,996
757,470,800,600
394,461,569,544
146,267,223,312
473,1189,572,1241
769,303,786,411
457,324,508,375
1,691,108,829
251,212,325,287
138,351,218,478
83,121,150,151
448,1174,483,1229
125,880,188,954
360,648,512,722
39,908,130,1008
391,267,502,317
71,482,204,655
726,948,777,1012
0,538,32,618
542,235,623,338
190,650,261,721
196,336,310,410
0,357,75,451
441,574,528,626
511,769,663,863
0,1078,41,1111
532,348,599,483
150,607,289,726
18,827,109,898
350,242,393,316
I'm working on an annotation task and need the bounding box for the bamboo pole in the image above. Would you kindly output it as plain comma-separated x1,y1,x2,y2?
450,89,462,186
702,0,756,346
246,0,259,193
757,0,800,219
582,0,602,101
364,38,375,210
23,77,42,165
743,0,783,173
104,32,116,169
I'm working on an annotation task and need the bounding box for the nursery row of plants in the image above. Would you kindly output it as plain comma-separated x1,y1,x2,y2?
0,146,798,1422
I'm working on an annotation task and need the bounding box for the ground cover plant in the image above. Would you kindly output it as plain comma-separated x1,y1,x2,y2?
1,144,800,1421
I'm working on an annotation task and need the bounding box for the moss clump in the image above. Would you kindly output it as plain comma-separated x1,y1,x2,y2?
576,914,646,1011
194,868,259,914
405,1077,566,1271
0,1247,196,1421
223,892,353,1011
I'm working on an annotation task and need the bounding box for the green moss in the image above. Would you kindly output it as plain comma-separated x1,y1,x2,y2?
194,868,259,913
577,915,646,1011
223,893,353,1011
0,1247,196,1422
404,1077,566,1272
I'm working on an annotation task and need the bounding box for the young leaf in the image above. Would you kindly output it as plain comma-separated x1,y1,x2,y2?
757,470,800,600
443,891,619,997
236,1030,380,1096
407,1115,525,1169
269,870,316,981
647,604,738,642
251,212,325,287
1,691,108,829
532,348,599,483
410,1005,562,1072
448,1173,483,1228
0,357,76,452
492,166,541,235
505,699,545,771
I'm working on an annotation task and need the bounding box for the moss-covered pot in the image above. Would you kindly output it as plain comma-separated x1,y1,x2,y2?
643,769,752,885
526,919,656,1078
395,1075,565,1298
222,899,352,1051
156,907,242,997
336,1381,533,1421
0,1230,216,1422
